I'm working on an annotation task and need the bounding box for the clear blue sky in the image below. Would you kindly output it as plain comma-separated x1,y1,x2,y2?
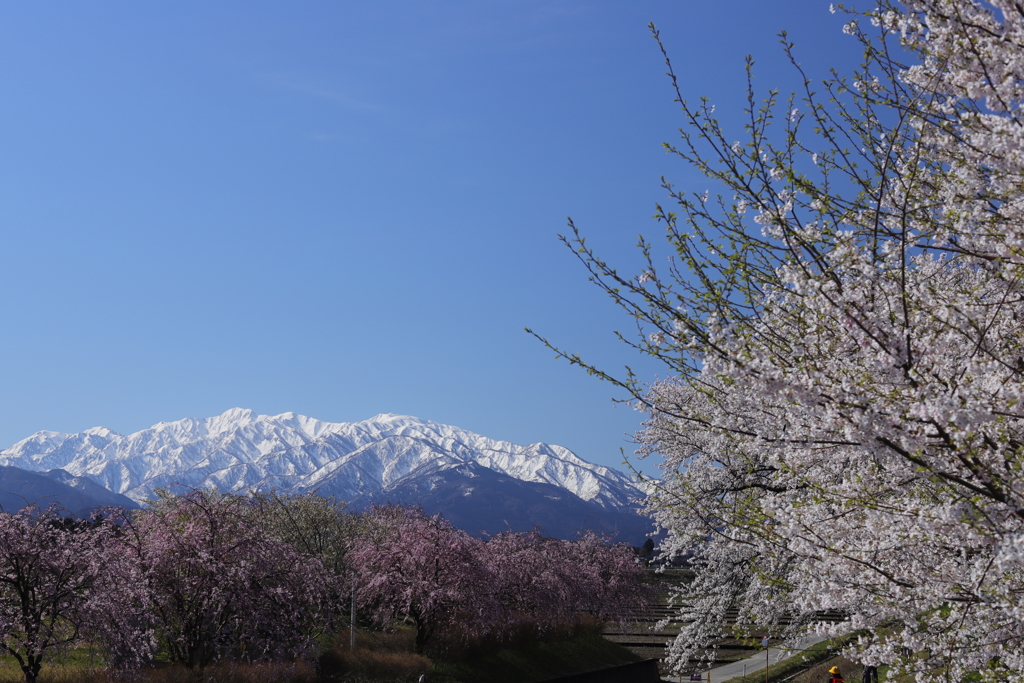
0,1,860,476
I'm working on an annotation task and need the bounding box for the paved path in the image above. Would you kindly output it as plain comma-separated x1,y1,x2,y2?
662,635,828,683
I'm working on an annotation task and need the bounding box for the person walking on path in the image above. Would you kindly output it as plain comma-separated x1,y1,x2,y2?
827,665,846,683
861,664,878,683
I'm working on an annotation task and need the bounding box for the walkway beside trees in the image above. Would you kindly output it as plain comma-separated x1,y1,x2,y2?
689,636,827,683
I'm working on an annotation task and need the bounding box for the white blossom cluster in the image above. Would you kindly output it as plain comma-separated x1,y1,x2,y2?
615,3,1024,681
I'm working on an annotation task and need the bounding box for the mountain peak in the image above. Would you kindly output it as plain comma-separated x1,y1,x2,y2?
83,426,119,437
365,413,425,424
216,407,257,422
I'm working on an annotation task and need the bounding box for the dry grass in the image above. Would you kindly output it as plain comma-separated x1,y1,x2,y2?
432,614,606,661
318,629,431,683
0,661,317,683
789,655,860,683
0,666,107,683
141,661,317,683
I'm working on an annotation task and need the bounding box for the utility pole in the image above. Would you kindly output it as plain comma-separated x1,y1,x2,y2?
761,635,770,683
350,580,357,650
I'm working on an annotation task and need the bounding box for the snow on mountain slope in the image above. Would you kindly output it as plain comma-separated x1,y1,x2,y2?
0,410,643,510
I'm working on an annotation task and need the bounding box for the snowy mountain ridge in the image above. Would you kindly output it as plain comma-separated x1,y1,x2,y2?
0,409,643,510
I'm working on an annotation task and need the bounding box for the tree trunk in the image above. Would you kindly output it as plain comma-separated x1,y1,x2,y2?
414,616,433,655
21,656,41,683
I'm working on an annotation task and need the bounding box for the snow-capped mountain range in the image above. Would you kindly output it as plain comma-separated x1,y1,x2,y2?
0,409,644,514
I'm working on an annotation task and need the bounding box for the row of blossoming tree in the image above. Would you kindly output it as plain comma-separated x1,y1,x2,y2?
0,491,647,683
530,0,1024,681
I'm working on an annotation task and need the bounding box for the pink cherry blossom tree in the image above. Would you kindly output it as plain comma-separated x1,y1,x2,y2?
563,531,650,623
114,490,337,674
482,529,649,632
349,507,650,653
482,529,576,630
348,505,497,654
533,1,1024,680
0,507,147,683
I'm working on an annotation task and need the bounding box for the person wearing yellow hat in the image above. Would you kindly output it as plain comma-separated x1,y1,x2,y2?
827,665,846,683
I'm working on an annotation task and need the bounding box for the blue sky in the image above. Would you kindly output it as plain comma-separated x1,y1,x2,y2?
0,1,860,476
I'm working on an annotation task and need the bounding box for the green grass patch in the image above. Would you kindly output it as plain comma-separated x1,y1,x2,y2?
0,644,108,682
430,633,643,683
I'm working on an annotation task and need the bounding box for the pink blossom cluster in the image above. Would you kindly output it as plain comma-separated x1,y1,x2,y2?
113,491,338,673
0,494,339,682
0,506,143,683
349,504,649,654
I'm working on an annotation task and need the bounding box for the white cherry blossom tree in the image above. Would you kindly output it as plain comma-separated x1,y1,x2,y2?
532,2,1024,680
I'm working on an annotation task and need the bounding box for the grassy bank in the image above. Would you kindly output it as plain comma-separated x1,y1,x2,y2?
0,623,640,683
431,633,643,683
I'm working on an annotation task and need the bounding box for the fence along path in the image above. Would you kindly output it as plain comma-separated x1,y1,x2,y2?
602,572,845,680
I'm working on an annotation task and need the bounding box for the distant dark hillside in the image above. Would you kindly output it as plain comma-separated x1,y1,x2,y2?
346,461,654,545
0,466,139,516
